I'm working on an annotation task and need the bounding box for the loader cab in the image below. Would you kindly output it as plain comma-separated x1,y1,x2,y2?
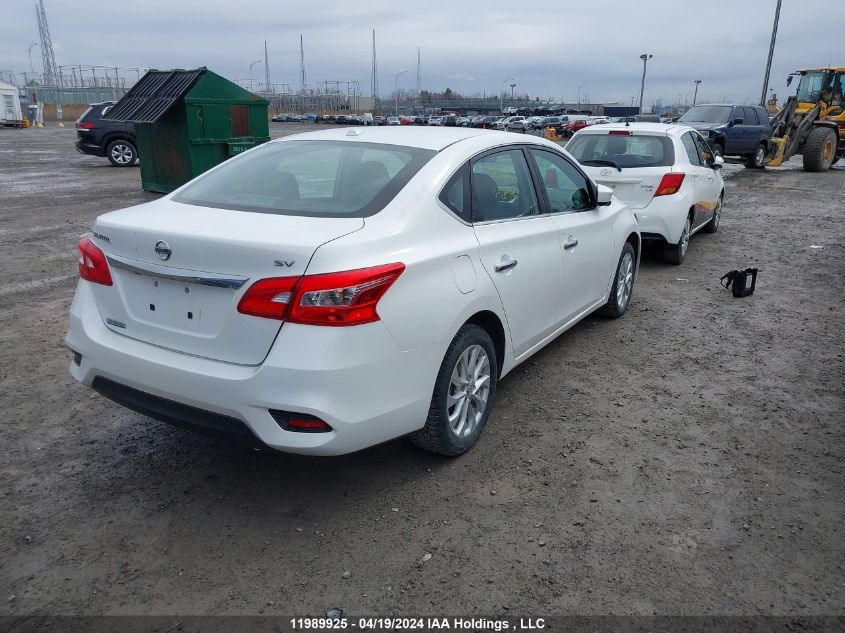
789,68,845,114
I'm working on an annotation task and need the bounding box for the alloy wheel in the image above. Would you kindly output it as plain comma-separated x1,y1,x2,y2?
616,251,634,311
680,219,690,257
447,344,491,439
110,144,133,165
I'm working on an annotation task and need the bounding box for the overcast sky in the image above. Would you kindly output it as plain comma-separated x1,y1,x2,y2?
2,0,843,106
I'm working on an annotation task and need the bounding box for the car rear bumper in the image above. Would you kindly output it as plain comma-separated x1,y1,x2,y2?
65,281,439,455
75,139,106,157
632,195,691,244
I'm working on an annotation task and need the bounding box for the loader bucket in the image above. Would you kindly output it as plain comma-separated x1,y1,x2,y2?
767,137,787,167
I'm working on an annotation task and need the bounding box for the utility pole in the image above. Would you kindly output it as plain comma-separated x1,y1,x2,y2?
638,53,653,114
693,79,702,106
577,83,588,106
264,41,270,93
371,30,379,110
299,34,307,93
760,0,782,106
395,70,407,116
416,47,422,94
500,77,515,113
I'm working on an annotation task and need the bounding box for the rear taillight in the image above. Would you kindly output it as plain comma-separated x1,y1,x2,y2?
78,236,113,286
237,263,405,326
608,130,632,136
76,122,94,130
654,173,686,196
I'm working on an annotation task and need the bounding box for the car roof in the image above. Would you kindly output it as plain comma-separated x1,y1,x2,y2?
573,122,693,136
275,126,507,151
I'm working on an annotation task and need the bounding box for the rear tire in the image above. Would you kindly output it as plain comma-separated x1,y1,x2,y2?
745,143,767,169
410,325,498,456
712,142,724,158
802,126,838,172
664,216,691,265
106,139,137,167
599,242,636,318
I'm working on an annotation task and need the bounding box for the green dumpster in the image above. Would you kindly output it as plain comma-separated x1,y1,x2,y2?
104,67,269,193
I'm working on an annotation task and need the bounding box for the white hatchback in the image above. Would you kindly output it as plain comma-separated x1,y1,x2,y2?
66,127,639,456
567,123,725,264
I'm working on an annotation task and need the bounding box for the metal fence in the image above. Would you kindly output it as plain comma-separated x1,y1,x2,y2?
0,65,146,105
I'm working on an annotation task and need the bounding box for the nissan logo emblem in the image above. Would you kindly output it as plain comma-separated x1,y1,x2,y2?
154,240,172,261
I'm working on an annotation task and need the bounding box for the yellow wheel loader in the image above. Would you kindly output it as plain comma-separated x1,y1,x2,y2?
768,67,844,171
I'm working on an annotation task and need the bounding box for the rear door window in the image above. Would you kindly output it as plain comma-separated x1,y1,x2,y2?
567,133,675,168
681,132,702,166
743,107,758,125
471,149,540,222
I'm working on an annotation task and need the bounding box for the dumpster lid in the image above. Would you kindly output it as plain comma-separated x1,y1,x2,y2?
103,68,206,123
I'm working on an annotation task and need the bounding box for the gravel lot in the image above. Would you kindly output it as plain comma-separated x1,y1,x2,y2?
1,124,843,618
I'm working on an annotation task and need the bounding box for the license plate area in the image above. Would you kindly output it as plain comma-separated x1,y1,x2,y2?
118,271,233,335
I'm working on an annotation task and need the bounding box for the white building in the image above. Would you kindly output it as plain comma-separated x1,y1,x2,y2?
0,80,24,127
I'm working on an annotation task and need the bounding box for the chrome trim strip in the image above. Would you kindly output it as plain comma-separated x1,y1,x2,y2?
106,254,249,290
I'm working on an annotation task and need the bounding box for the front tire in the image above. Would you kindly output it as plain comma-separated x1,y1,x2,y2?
106,139,137,167
703,196,723,233
802,126,838,172
664,216,691,265
599,242,636,318
410,325,498,456
712,142,724,159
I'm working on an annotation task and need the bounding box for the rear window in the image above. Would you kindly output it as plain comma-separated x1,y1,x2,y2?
567,133,675,168
173,140,436,217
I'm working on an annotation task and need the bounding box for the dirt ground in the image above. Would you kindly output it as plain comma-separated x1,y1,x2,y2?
0,124,843,619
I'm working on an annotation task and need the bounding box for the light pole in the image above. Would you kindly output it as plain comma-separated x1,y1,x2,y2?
638,53,653,114
394,70,407,116
249,59,262,92
693,79,702,106
500,77,515,114
577,83,589,107
509,83,516,99
27,43,39,103
760,0,782,106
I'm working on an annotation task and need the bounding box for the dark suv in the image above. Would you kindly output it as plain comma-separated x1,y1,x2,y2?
677,104,772,168
75,102,138,167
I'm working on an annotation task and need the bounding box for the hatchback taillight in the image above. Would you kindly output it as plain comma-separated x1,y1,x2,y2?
76,122,94,130
78,236,112,286
654,173,686,196
237,263,405,326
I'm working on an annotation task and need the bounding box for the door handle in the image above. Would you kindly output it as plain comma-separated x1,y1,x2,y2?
563,238,579,250
494,258,518,272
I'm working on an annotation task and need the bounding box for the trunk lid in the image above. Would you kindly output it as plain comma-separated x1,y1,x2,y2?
581,165,670,209
89,199,363,365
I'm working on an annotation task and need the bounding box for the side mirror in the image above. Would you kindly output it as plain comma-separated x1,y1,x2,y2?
733,118,744,125
596,183,613,206
713,156,725,169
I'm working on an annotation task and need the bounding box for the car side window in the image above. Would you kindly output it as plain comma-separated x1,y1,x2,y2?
471,149,540,222
743,107,758,125
439,163,471,222
529,148,594,213
681,132,702,166
692,133,714,166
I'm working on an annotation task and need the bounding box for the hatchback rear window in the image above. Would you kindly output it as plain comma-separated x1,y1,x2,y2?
173,140,436,217
567,133,675,168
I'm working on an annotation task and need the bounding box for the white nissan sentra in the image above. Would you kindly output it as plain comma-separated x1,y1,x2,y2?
66,127,639,456
567,123,725,265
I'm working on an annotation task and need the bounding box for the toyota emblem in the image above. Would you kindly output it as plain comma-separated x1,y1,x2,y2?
600,168,612,177
154,240,172,261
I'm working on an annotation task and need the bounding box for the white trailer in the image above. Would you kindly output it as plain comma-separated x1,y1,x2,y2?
0,80,24,127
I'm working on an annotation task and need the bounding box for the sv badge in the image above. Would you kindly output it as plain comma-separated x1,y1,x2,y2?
274,259,296,268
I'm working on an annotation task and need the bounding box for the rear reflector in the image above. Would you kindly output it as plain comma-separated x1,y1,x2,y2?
608,130,632,135
238,263,405,326
654,172,686,196
269,410,333,433
78,235,113,286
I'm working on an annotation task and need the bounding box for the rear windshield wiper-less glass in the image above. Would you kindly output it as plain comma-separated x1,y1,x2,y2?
581,159,622,172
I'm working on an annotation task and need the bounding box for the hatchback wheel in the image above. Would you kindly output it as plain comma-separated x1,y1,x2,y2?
703,196,722,233
664,216,690,265
107,139,137,167
410,324,498,456
599,242,636,317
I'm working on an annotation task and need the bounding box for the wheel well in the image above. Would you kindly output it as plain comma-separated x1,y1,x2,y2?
465,310,506,378
104,134,136,149
625,232,640,266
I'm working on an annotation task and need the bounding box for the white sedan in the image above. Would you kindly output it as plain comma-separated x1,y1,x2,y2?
66,127,639,456
567,123,725,264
